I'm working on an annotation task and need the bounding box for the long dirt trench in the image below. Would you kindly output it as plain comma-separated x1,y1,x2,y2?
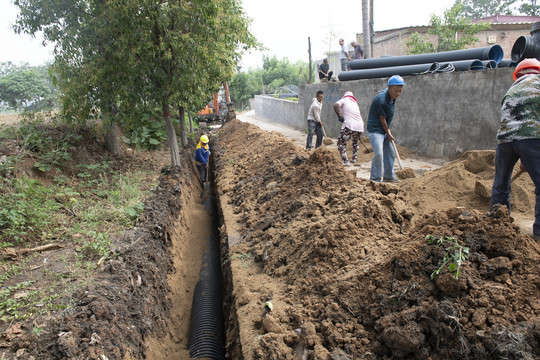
143,118,538,360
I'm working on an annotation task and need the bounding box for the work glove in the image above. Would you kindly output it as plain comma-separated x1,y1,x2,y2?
338,116,344,123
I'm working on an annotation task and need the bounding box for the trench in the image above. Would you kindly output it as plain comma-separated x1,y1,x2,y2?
187,180,226,359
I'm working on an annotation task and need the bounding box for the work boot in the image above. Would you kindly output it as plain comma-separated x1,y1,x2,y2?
382,177,400,183
533,233,540,241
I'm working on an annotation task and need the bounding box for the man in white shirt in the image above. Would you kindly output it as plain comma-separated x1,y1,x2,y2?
334,91,364,166
306,90,324,149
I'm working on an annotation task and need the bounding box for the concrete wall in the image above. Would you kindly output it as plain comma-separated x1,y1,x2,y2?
254,68,515,159
253,96,304,130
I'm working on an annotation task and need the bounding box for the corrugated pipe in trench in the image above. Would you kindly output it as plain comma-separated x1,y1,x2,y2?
188,173,226,360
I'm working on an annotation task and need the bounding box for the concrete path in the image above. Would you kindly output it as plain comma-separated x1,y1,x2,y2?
237,110,446,180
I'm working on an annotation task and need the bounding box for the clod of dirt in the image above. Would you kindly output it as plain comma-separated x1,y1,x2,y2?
396,167,416,179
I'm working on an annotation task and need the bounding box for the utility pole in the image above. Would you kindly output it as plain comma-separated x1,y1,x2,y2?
308,37,313,84
370,0,374,58
362,0,372,59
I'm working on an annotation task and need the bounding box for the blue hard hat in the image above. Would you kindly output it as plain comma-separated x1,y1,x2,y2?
388,75,405,86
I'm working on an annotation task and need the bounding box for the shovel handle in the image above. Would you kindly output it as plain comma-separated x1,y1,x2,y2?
511,168,525,183
321,125,328,138
391,140,403,170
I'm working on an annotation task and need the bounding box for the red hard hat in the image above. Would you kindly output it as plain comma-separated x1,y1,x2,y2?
513,58,540,81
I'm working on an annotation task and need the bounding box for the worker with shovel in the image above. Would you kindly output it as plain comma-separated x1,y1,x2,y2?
333,91,364,166
490,58,540,241
195,134,211,184
366,75,404,183
306,90,324,150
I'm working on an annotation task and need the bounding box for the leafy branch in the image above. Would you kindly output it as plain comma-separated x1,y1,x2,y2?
426,235,469,280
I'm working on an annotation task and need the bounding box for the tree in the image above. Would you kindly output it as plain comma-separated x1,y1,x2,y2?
15,0,256,165
229,56,309,110
518,0,538,15
453,0,517,18
0,62,56,111
14,0,138,155
406,4,490,54
126,0,256,166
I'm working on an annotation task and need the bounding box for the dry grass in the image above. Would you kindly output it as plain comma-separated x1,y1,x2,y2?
0,113,22,126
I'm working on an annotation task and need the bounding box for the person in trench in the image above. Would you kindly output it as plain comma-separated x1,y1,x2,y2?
195,134,210,183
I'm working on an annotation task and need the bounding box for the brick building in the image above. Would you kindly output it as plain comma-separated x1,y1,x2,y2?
315,16,540,82
358,15,540,59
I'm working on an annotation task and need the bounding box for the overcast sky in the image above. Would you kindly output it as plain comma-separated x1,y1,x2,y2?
1,0,456,68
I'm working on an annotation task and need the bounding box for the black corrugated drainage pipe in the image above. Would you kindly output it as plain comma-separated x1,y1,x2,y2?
511,22,540,62
480,60,498,69
349,45,503,70
338,60,484,81
498,59,518,68
188,178,226,359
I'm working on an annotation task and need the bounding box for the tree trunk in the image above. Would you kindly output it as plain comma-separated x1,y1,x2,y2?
163,102,181,167
178,105,188,147
362,0,371,59
189,114,194,133
103,107,121,156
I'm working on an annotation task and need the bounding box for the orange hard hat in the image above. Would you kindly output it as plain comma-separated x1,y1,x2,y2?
513,58,540,81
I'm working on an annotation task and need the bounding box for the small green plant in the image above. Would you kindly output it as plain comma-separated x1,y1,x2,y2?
426,235,469,280
79,230,112,259
17,117,81,172
121,113,166,149
0,176,60,243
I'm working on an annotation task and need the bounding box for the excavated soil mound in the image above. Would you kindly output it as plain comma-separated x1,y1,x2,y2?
214,119,540,359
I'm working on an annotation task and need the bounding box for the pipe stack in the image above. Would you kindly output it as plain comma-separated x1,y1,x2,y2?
339,45,504,81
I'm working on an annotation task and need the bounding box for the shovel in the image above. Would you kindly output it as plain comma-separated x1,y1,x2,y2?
391,140,403,170
321,125,334,145
359,137,371,153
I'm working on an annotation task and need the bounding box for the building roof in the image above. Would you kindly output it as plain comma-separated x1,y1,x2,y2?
473,14,540,24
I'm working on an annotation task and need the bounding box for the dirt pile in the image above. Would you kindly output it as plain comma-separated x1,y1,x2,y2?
401,150,536,222
214,119,540,359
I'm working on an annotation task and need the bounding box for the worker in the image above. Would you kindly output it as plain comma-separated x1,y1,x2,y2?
333,91,364,166
306,90,324,150
339,38,350,72
366,75,405,182
490,58,540,241
195,134,210,183
318,58,333,82
351,41,364,60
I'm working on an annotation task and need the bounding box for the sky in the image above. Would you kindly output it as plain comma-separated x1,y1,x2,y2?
0,0,457,68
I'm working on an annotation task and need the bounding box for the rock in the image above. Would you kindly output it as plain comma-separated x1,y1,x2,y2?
381,322,425,357
262,315,284,334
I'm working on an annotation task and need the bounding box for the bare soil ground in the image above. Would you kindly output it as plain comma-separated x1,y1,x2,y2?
214,119,540,359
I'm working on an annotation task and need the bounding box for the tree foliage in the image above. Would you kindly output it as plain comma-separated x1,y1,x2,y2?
14,0,257,166
230,55,309,109
0,62,57,111
518,0,538,15
452,0,517,18
406,5,490,54
452,0,538,17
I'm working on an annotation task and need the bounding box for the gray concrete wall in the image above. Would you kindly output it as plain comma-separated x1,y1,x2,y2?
255,68,515,159
253,95,304,130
